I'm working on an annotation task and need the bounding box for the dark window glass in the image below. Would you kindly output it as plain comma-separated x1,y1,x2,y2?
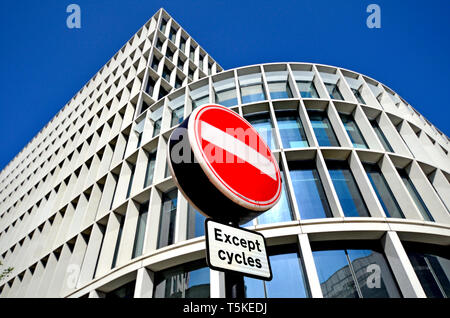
111,215,125,269
313,244,401,298
351,88,366,104
156,38,163,51
159,20,167,33
340,114,368,149
157,189,178,248
370,120,393,152
152,118,161,138
364,163,404,218
297,81,319,98
398,169,434,222
126,163,135,199
245,113,277,150
406,245,450,298
325,83,343,100
144,151,156,188
166,48,174,61
105,281,135,298
169,28,177,42
289,161,332,220
154,260,210,298
327,161,370,217
275,111,309,148
308,110,340,147
158,86,169,100
187,204,206,239
244,245,310,298
162,66,171,82
132,201,149,258
179,38,186,53
257,169,293,225
175,76,183,89
146,77,156,96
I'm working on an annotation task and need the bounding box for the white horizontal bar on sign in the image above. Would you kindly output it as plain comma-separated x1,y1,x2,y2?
200,121,277,181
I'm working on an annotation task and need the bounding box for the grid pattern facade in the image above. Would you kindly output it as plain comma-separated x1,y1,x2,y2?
1,9,449,298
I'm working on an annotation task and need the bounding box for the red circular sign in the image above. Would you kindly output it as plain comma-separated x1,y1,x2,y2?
188,104,282,211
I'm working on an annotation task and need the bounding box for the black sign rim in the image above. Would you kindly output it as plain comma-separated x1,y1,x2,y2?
204,218,273,281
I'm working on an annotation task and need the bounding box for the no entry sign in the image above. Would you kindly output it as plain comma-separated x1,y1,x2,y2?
168,104,281,225
205,219,272,280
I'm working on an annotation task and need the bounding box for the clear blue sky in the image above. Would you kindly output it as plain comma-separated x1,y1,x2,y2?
0,0,449,172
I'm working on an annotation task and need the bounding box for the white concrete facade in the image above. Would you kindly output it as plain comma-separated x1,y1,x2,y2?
0,9,449,298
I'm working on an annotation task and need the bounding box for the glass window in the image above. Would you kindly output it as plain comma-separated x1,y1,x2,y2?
169,28,177,42
189,46,196,61
289,161,332,220
166,48,174,61
126,163,135,199
171,106,184,127
162,65,171,82
144,150,156,188
190,85,209,109
111,215,124,269
245,112,277,150
364,163,404,218
339,113,368,149
175,76,183,89
239,73,266,104
156,38,164,51
105,281,135,298
158,86,169,100
152,118,161,137
157,189,178,249
132,201,148,258
327,160,370,217
213,77,238,107
159,19,167,33
187,204,206,239
405,244,450,298
325,83,343,100
297,81,319,98
275,110,309,148
154,260,210,298
146,77,156,96
370,120,393,152
352,88,366,104
307,110,340,147
257,169,293,225
266,71,292,100
244,245,310,298
134,119,145,148
313,245,401,298
397,169,434,222
179,37,186,53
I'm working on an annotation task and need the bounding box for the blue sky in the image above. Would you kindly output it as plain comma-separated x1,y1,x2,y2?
0,0,449,172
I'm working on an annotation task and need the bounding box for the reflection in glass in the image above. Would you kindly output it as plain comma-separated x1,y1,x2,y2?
351,88,366,104
398,169,434,222
244,245,310,298
214,77,238,107
325,83,344,100
327,160,370,217
407,249,450,298
105,281,136,298
289,161,332,220
144,151,156,188
257,170,293,225
187,204,206,239
339,113,368,149
370,120,394,152
126,163,135,199
154,260,210,298
308,110,340,147
364,163,404,218
239,73,266,104
313,247,401,298
245,113,277,150
132,201,148,258
275,111,309,148
297,81,319,98
158,189,178,248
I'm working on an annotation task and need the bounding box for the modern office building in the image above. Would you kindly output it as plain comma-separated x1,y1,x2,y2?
0,8,449,298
